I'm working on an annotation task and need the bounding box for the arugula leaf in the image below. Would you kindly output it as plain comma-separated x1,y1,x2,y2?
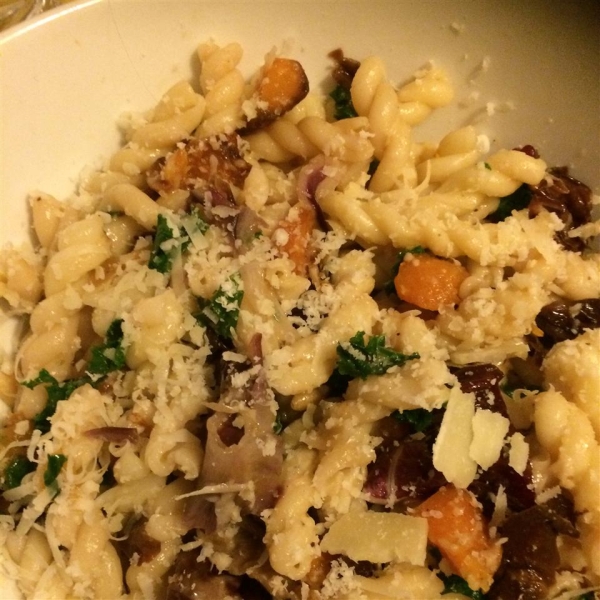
328,332,419,395
196,275,244,340
393,408,435,432
87,319,126,376
23,370,91,433
487,183,531,223
383,246,427,294
575,593,595,600
441,574,486,599
329,85,358,120
44,454,67,490
3,455,36,490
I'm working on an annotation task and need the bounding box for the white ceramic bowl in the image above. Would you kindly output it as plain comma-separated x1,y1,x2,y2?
0,0,599,596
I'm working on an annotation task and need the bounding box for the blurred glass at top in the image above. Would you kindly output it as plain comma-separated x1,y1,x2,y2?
0,0,71,31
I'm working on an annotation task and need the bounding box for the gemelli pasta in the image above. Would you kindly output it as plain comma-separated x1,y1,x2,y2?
0,40,599,600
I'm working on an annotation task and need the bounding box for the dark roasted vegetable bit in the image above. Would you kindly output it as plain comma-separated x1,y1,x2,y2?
196,276,244,340
440,573,486,599
470,455,536,517
534,298,600,348
452,363,508,417
114,517,162,575
529,166,593,252
488,496,578,600
328,48,361,89
84,427,138,444
3,455,36,490
364,437,446,507
44,454,67,489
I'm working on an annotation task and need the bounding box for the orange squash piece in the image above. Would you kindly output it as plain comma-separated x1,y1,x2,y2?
278,199,316,276
394,253,468,311
242,58,309,133
414,485,502,592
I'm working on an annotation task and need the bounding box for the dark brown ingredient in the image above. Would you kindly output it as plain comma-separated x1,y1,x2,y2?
165,551,242,600
182,495,217,535
529,166,593,252
114,517,161,577
328,48,361,89
535,298,600,348
453,364,536,514
226,514,267,576
488,493,578,600
453,363,509,417
84,427,138,444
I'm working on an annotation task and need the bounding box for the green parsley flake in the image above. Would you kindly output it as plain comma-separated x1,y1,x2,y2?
196,275,244,340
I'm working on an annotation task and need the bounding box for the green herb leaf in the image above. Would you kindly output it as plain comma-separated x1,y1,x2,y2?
487,183,531,223
273,412,283,435
328,332,420,395
23,369,91,433
392,408,435,432
3,455,36,490
149,214,178,273
44,454,67,489
87,319,127,376
383,246,427,294
329,85,358,120
441,574,486,599
336,332,420,378
196,275,244,340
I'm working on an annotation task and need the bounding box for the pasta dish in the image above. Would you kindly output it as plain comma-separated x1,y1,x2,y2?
0,41,599,600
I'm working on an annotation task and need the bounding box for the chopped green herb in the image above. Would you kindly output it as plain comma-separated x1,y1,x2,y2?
328,332,419,395
23,370,91,433
484,162,491,170
383,246,427,294
196,275,244,340
44,454,67,490
329,85,358,120
487,183,531,223
273,412,283,435
149,214,179,273
3,455,36,490
441,574,486,599
392,408,435,432
87,319,126,376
